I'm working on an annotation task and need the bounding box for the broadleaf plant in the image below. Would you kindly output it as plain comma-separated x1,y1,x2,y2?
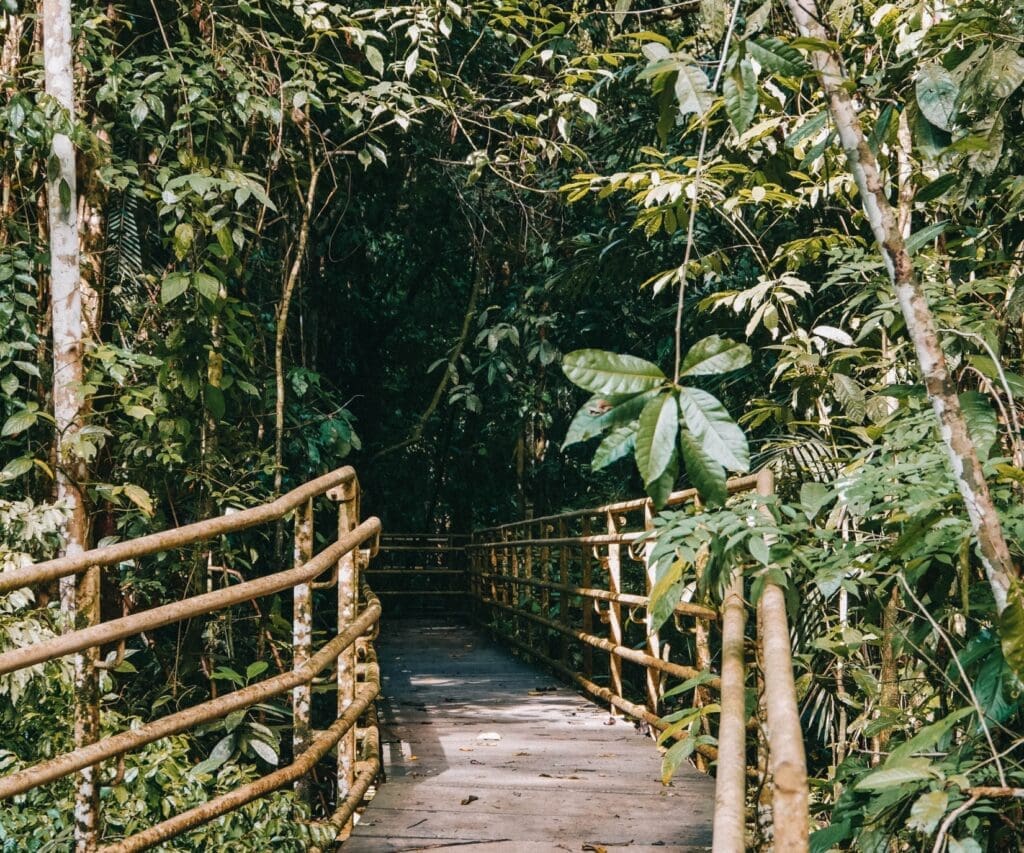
562,336,751,507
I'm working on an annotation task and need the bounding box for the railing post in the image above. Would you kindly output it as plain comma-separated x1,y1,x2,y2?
755,467,809,852
292,497,314,803
540,525,551,658
642,501,662,715
329,480,360,817
557,519,569,668
581,517,594,679
605,510,624,705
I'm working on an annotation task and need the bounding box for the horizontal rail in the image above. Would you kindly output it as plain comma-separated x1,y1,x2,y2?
468,531,648,550
479,474,761,534
375,544,467,553
0,517,381,677
482,596,717,688
101,679,380,853
0,586,382,800
478,571,717,620
0,466,358,594
365,569,466,576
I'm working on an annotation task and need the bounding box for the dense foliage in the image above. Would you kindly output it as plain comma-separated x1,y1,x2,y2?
3,0,1024,849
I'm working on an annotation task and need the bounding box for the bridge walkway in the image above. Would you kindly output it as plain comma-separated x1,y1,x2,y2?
344,618,714,852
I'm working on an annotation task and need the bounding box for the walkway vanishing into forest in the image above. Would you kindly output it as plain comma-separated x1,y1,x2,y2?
0,468,808,852
345,618,714,851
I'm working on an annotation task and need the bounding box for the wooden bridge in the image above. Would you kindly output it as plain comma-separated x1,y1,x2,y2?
0,468,809,851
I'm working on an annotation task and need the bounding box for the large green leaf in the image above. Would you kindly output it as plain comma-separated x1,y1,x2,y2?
678,387,750,472
647,447,680,508
886,707,974,766
635,392,679,484
916,64,959,131
979,46,1024,100
998,583,1024,682
959,391,998,461
649,558,685,633
746,38,809,77
673,64,714,118
680,335,752,377
853,758,938,792
679,429,727,506
562,390,656,448
562,349,666,396
723,59,758,133
591,424,637,470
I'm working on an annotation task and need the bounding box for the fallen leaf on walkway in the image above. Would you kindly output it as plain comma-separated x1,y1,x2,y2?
582,845,607,852
515,751,530,756
461,795,479,806
459,747,473,752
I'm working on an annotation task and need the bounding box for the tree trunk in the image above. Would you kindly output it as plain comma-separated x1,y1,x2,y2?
42,0,97,848
784,0,1019,614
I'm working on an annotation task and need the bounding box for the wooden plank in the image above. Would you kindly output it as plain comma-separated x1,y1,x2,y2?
345,618,713,850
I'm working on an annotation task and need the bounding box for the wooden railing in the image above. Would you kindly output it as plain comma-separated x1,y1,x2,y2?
0,467,383,852
466,469,809,852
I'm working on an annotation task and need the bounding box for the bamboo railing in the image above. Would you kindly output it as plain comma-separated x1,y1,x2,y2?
0,467,383,851
466,468,809,852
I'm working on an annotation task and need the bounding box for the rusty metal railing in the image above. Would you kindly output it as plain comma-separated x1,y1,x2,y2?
0,467,384,851
364,533,470,612
466,469,809,852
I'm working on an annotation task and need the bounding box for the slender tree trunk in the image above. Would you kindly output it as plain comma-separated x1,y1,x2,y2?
274,162,322,500
43,0,97,848
785,0,1019,613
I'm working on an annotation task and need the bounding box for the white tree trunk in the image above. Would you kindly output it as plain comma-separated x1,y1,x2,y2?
43,0,98,848
785,0,1019,614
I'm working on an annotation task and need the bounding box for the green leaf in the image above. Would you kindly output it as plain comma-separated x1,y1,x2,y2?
832,373,865,424
998,584,1024,682
747,37,809,77
799,482,833,520
905,220,948,256
591,424,638,470
161,272,190,305
193,272,221,302
1,455,33,480
673,65,714,118
916,173,957,203
679,429,727,506
59,178,71,211
249,737,278,766
916,64,959,131
649,558,685,632
722,59,758,134
680,335,752,377
887,707,974,765
122,484,153,516
907,790,949,836
677,387,749,472
853,758,938,792
635,392,679,484
979,47,1024,100
173,223,194,261
661,735,696,784
959,391,998,461
364,44,385,75
205,384,226,421
2,408,37,437
562,350,666,396
647,449,679,509
563,391,656,448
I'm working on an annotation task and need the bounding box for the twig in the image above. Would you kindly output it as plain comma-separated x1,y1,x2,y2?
931,794,978,853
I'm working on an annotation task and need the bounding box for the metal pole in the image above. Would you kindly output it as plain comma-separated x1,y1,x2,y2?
330,480,360,820
605,510,624,704
292,497,314,802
